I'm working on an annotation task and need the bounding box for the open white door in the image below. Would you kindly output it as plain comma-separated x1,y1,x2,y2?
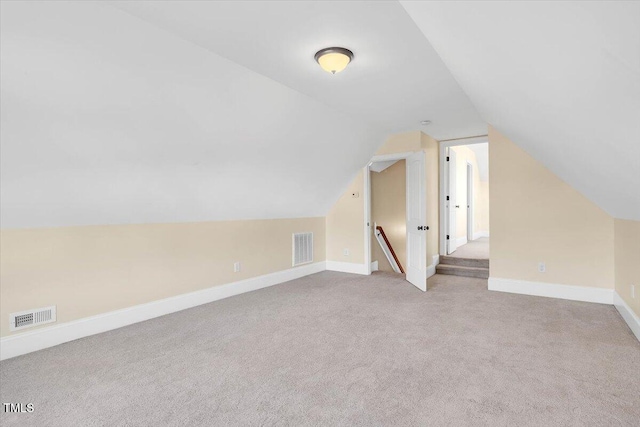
447,150,457,254
405,152,427,291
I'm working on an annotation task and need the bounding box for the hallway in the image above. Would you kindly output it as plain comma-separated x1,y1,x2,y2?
450,237,489,259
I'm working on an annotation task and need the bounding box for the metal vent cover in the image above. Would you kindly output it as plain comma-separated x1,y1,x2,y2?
292,232,313,266
10,306,56,331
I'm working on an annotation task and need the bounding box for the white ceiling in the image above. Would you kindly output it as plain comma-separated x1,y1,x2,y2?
110,0,486,139
1,0,485,229
370,160,399,173
402,1,640,220
3,1,635,229
0,1,381,228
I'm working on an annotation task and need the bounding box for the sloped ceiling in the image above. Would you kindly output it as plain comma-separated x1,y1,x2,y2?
401,1,640,220
0,1,485,229
110,0,485,138
370,160,399,174
468,143,489,182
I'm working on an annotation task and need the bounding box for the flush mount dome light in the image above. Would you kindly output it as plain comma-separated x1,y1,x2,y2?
314,47,354,74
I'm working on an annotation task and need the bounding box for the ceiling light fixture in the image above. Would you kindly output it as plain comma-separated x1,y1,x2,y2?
421,120,432,126
314,47,354,74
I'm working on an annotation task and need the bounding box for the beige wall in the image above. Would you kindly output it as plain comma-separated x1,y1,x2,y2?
375,130,423,156
0,217,325,337
2,127,635,343
614,219,640,317
477,181,490,233
325,171,365,263
371,161,406,272
489,127,614,288
325,131,440,268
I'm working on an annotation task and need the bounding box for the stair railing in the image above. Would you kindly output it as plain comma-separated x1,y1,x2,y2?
375,225,405,274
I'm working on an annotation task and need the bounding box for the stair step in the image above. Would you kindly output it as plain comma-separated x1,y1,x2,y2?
436,264,489,279
439,256,489,269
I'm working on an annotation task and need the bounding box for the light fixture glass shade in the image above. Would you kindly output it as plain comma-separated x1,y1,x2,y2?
315,48,353,74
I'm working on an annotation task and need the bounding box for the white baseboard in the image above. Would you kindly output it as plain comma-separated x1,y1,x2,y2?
370,261,379,272
614,292,640,341
427,255,440,279
427,264,435,278
488,277,614,305
0,261,326,361
326,261,369,275
456,236,468,247
473,231,490,240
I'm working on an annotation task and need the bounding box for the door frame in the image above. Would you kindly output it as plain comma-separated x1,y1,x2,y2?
447,148,458,254
364,151,423,281
439,137,488,256
466,162,474,243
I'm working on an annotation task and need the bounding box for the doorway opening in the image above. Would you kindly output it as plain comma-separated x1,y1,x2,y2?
364,152,428,291
370,159,406,275
439,139,489,265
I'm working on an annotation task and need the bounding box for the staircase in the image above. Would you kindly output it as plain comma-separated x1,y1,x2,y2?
436,256,489,279
375,225,404,274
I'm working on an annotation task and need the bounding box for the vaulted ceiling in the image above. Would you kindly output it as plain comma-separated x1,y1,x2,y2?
401,1,640,220
110,0,485,139
1,1,637,229
0,0,483,228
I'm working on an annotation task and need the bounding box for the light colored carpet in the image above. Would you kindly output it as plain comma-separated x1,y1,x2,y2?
1,271,639,426
450,237,490,259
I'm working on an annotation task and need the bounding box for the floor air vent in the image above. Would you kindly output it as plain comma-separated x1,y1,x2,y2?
10,306,56,331
292,232,313,266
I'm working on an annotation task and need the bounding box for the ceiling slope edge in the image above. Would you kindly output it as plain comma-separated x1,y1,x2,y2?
401,0,640,221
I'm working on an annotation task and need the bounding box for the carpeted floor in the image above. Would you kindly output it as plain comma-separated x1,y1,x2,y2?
450,237,490,259
1,271,639,426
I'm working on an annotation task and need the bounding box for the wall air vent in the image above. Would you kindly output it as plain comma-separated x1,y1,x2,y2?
292,232,313,266
10,306,56,331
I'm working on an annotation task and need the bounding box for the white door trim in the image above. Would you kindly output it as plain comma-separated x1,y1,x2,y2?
439,137,489,256
363,164,372,275
447,148,457,254
369,152,417,163
466,161,474,242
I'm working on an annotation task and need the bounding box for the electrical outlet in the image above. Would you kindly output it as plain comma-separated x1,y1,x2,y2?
538,262,546,273
234,262,241,273
343,248,350,256
632,284,636,299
